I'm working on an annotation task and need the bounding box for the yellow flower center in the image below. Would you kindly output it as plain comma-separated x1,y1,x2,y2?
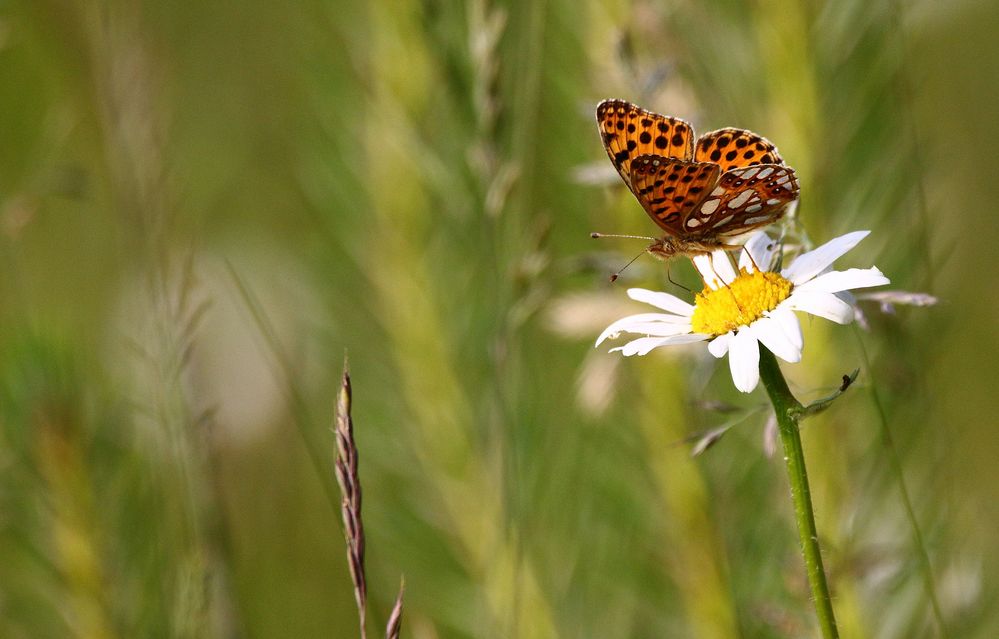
690,270,793,336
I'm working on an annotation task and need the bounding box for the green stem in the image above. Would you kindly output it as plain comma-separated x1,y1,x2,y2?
758,347,839,639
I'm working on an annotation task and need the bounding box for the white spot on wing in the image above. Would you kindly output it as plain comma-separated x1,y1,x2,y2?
766,198,781,205
757,167,774,179
712,214,734,228
686,218,702,228
744,215,773,225
710,186,725,196
740,167,759,179
700,199,720,215
744,204,763,214
729,190,753,208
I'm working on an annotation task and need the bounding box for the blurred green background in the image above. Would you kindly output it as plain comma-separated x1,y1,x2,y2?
2,0,997,637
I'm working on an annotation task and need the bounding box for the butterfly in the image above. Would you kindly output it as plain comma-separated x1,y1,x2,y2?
596,99,799,260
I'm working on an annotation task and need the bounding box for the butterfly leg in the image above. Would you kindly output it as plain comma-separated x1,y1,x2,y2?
695,252,748,315
666,262,692,294
713,242,765,273
741,246,762,273
720,282,746,315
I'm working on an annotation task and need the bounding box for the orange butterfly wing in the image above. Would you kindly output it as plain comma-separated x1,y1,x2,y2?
682,164,799,237
596,102,800,244
596,100,695,193
694,128,784,173
628,155,721,235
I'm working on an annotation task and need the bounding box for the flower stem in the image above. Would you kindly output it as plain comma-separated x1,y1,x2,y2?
758,347,839,639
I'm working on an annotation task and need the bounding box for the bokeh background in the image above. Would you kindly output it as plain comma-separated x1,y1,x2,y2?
2,0,997,637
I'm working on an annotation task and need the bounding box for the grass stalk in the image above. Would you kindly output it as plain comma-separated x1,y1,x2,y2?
334,361,368,639
853,329,947,636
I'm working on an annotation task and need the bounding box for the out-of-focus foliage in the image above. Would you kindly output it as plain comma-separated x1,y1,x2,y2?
1,0,996,637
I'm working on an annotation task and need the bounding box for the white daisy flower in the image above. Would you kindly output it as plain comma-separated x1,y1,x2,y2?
595,231,890,393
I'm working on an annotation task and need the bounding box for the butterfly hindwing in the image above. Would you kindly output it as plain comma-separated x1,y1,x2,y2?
629,155,721,235
683,164,799,237
694,128,784,173
596,100,695,192
595,100,800,252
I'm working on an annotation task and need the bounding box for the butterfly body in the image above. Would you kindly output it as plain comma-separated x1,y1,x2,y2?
646,236,730,261
596,99,799,260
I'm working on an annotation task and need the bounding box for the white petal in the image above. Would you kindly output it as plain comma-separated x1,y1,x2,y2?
620,320,694,333
661,332,712,345
610,333,709,356
728,328,761,393
786,291,855,324
739,232,776,273
611,337,671,356
792,267,890,295
781,231,870,285
750,316,802,363
711,250,738,283
626,288,695,315
692,251,737,289
768,306,803,350
692,254,722,289
707,332,733,358
607,320,693,338
595,313,684,346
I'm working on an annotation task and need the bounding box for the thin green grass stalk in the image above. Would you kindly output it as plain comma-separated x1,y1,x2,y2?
225,261,340,512
852,328,947,636
758,347,839,639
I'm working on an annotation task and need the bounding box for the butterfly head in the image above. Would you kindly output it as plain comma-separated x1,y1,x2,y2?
646,236,719,261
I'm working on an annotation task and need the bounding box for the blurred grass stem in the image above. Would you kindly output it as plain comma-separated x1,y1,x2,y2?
853,329,946,635
758,348,839,639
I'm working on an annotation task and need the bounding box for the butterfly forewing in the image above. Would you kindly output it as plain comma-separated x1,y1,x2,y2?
684,164,799,237
595,100,800,256
629,155,721,234
596,100,695,191
694,128,784,173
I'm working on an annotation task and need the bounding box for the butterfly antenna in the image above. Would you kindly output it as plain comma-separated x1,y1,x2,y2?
591,232,658,283
609,248,647,283
591,232,657,241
